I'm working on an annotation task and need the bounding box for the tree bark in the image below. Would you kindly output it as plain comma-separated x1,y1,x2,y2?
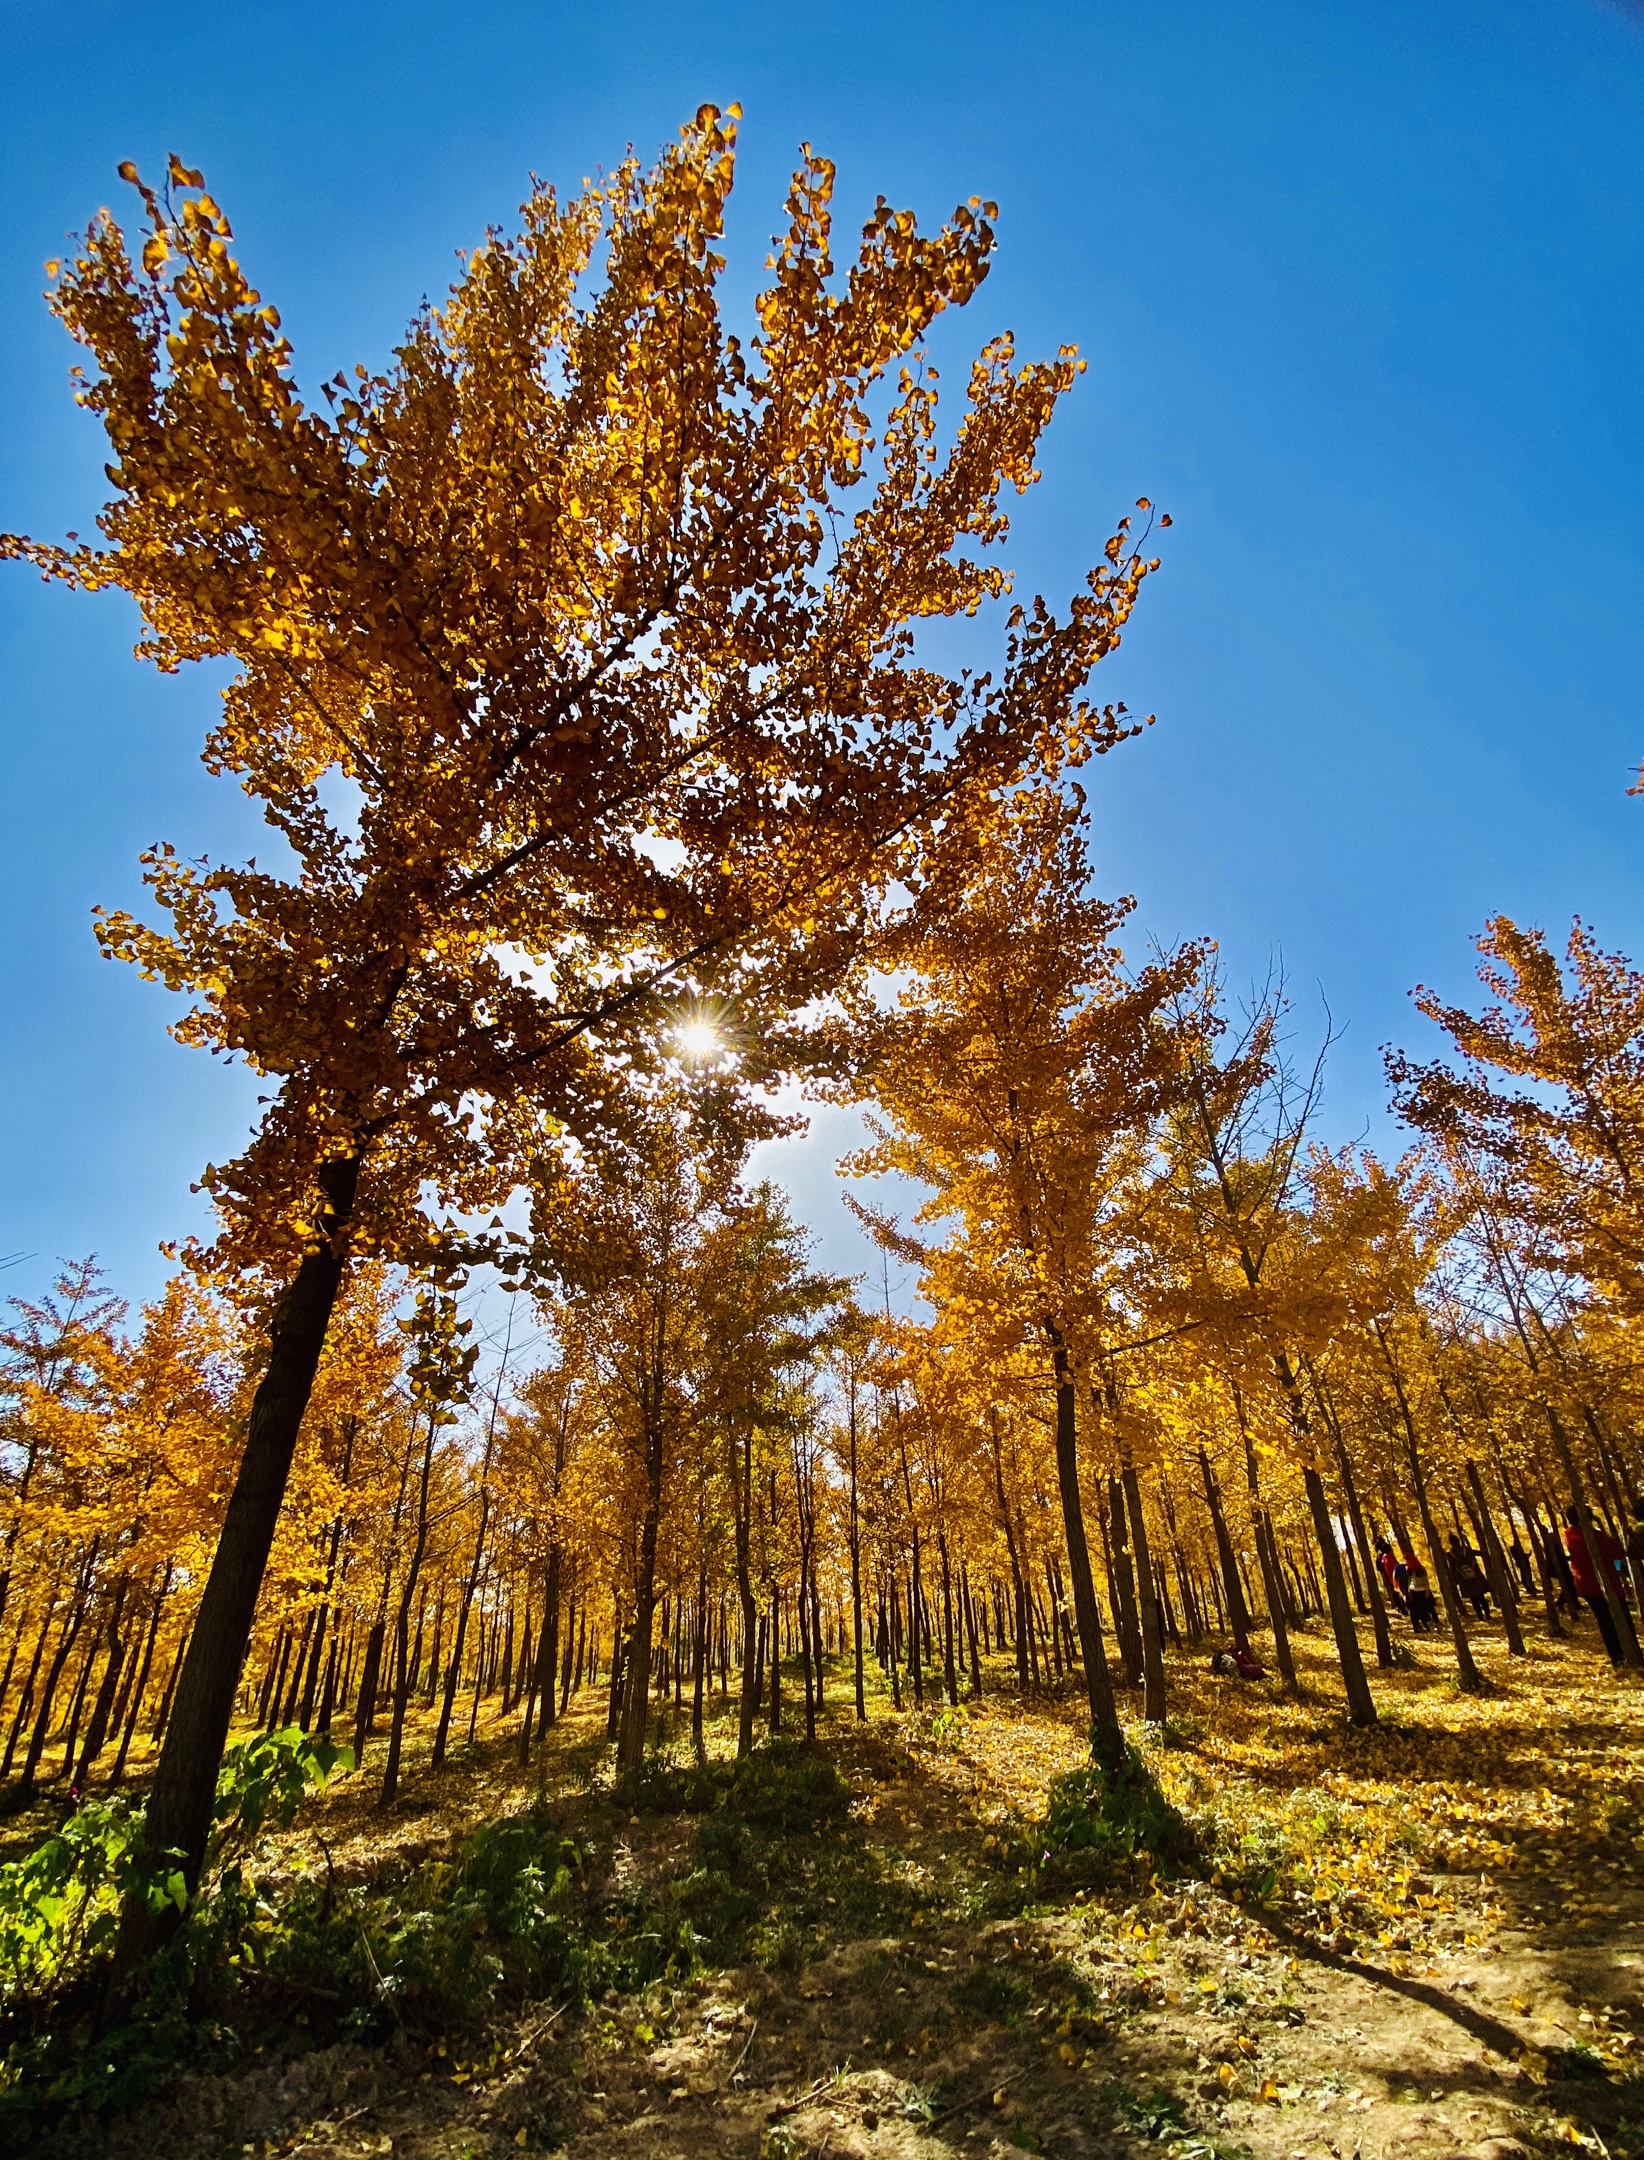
1050,1353,1122,1770
1300,1465,1376,1725
1120,1461,1167,1723
118,1155,360,1970
1374,1322,1482,1692
379,1417,438,1806
1198,1446,1252,1655
617,1410,665,1773
1464,1459,1525,1656
848,1382,867,1722
1547,1405,1642,1667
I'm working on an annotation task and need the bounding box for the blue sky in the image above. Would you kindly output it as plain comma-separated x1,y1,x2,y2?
3,0,1644,1310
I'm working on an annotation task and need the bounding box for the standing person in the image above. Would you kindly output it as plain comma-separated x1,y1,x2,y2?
1375,1536,1408,1616
1626,1519,1644,1584
1445,1534,1491,1620
1401,1551,1439,1634
1563,1510,1624,1666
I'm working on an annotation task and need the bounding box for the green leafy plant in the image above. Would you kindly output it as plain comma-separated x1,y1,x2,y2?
725,1738,849,1832
1113,2083,1191,2139
1038,1749,1197,1875
0,1725,349,2004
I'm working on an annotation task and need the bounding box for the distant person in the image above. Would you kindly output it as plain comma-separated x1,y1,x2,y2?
1626,1519,1644,1581
1508,1535,1535,1595
1563,1509,1625,1666
1400,1552,1439,1634
1210,1644,1265,1680
1445,1534,1491,1620
1374,1535,1408,1615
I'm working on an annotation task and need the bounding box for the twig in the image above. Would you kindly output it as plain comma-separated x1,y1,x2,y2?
501,2000,569,2069
728,2016,759,2078
356,1922,401,2027
767,2069,844,2122
924,2066,1022,2130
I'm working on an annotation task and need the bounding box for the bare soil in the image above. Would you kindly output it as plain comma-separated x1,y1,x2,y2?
44,1617,1644,2160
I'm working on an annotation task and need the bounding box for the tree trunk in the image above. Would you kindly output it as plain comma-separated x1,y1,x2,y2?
118,1156,360,1970
1372,1321,1482,1691
110,1566,171,1785
73,1577,132,1787
1547,1406,1642,1667
1106,1478,1144,1685
1050,1355,1122,1770
1464,1459,1525,1656
848,1389,867,1722
380,1418,438,1806
617,1415,665,1773
691,1568,708,1759
1330,1429,1394,1669
1300,1465,1376,1725
1119,1460,1167,1723
1198,1446,1252,1654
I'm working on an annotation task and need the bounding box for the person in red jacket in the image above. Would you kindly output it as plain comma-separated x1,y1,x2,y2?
1563,1510,1625,1665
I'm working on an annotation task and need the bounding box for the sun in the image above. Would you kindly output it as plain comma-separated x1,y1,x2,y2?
676,1020,720,1059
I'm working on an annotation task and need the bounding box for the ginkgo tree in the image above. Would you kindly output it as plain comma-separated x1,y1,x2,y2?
839,785,1197,1764
5,107,1164,1940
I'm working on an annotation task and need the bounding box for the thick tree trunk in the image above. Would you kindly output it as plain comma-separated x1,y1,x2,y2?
1050,1356,1123,1770
118,1157,359,1972
1301,1465,1377,1725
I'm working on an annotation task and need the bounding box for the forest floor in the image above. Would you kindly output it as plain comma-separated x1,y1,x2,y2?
23,1614,1644,2160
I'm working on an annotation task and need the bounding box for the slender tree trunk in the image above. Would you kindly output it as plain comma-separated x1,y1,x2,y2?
1234,1394,1295,1686
962,1563,982,1697
1198,1446,1251,1655
1300,1465,1376,1725
691,1566,708,1759
1049,1352,1122,1770
380,1419,438,1806
73,1577,132,1787
1374,1322,1482,1691
1547,1406,1641,1667
1330,1426,1394,1669
1106,1478,1144,1685
1120,1459,1167,1723
437,1506,491,1770
18,1560,96,1790
848,1389,866,1722
110,1566,171,1785
937,1532,959,1707
988,1407,1031,1692
1464,1460,1525,1656
618,1413,666,1773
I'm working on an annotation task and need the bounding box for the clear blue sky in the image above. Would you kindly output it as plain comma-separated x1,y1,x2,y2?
4,0,1644,1309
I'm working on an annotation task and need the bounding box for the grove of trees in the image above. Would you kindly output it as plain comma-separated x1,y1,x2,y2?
3,109,1642,1989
